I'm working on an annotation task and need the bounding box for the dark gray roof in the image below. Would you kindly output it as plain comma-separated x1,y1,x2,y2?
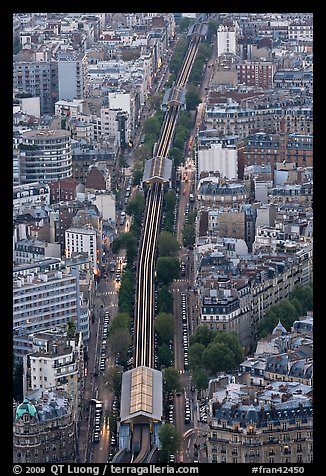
143,157,172,183
213,398,312,427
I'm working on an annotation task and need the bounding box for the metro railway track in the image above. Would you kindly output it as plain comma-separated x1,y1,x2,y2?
127,28,204,463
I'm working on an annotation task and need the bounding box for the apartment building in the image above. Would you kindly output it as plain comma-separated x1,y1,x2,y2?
205,103,313,142
196,246,313,351
65,225,97,269
238,132,313,179
23,328,84,420
57,52,89,101
13,60,58,114
207,388,313,463
197,142,238,181
216,23,238,57
19,130,72,184
237,61,275,89
197,178,248,207
13,182,50,212
13,270,79,359
13,388,77,463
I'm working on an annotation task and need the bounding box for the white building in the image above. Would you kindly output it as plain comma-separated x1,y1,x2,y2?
93,191,116,222
19,130,72,184
13,182,50,212
107,91,134,136
15,96,41,118
100,108,121,137
255,204,277,230
65,226,97,268
23,329,84,420
197,142,238,180
55,99,85,117
14,239,61,265
24,330,82,392
216,23,238,57
13,270,79,359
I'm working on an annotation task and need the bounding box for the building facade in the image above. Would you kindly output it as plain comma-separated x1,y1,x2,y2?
207,397,313,463
65,226,98,269
13,61,59,114
13,270,79,359
19,130,72,184
13,389,77,463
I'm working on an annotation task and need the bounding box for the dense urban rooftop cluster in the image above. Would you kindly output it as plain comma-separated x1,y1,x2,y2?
12,12,313,465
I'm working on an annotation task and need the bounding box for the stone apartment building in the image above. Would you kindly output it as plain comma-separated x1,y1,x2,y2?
238,132,313,179
13,388,77,463
207,391,313,463
196,245,313,352
205,103,312,142
23,328,84,422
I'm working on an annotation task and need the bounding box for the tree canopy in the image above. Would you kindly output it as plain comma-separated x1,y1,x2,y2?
154,312,175,344
156,256,180,285
158,231,180,257
158,424,182,463
163,367,182,394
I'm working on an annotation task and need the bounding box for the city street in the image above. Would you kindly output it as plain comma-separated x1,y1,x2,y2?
78,275,120,463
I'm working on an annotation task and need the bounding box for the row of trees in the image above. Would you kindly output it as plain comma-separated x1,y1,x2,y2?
182,210,196,249
258,282,313,338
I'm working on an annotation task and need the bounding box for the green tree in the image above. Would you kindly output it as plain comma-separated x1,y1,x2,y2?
173,134,186,150
126,192,145,218
158,285,174,314
134,143,152,162
192,368,209,392
182,222,195,248
118,270,135,315
158,231,180,257
203,342,238,374
164,367,182,394
258,309,279,338
198,43,211,59
108,327,131,365
189,325,215,347
290,297,304,317
158,424,182,463
207,20,218,43
178,111,193,129
143,116,161,136
188,342,206,370
179,17,191,33
164,190,177,212
105,366,123,400
158,343,173,368
185,89,201,111
168,147,183,167
156,257,180,285
213,331,244,366
132,168,143,186
148,92,164,111
109,312,130,334
66,320,76,338
162,211,175,233
289,283,313,315
154,312,175,343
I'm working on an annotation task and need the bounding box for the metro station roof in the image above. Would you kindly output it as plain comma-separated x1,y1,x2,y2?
143,157,172,183
120,366,163,423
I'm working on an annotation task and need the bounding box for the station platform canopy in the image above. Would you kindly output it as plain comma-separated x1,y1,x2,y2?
143,156,172,184
120,366,163,423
